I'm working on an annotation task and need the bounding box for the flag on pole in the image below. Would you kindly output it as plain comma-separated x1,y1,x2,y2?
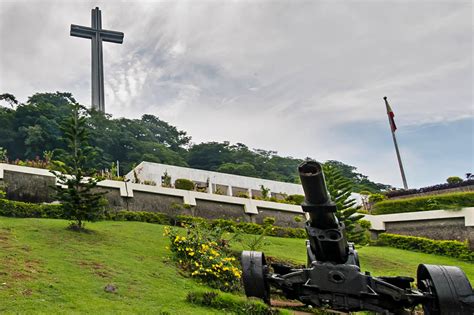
384,97,397,132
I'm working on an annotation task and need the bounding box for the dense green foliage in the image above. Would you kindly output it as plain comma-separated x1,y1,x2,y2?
322,164,368,244
106,210,171,224
174,178,196,191
378,233,473,262
0,198,306,239
0,198,64,218
372,192,474,214
0,92,388,191
446,176,463,184
52,104,106,230
325,160,391,193
166,225,242,292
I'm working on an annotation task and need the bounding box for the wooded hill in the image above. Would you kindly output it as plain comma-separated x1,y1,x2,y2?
0,92,390,193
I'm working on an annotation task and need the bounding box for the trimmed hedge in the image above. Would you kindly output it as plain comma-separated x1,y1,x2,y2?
385,179,474,198
0,198,64,218
372,192,474,214
0,198,307,239
106,210,170,225
378,233,473,262
174,178,195,191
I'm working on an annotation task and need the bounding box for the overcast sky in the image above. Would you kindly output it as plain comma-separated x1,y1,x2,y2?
0,0,472,188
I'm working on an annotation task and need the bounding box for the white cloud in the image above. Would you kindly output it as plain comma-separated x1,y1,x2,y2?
0,0,472,187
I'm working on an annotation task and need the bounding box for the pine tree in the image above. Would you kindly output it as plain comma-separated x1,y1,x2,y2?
322,163,366,244
52,104,105,231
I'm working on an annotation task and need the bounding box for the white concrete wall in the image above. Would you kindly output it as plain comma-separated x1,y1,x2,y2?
0,163,304,215
125,161,305,196
362,208,474,230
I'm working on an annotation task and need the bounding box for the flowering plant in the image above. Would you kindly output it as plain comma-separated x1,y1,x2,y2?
164,224,242,291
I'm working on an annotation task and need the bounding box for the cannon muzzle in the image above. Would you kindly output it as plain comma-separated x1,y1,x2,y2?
298,161,338,229
298,161,330,205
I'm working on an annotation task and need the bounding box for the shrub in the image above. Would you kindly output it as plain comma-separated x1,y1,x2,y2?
368,193,387,203
236,192,249,198
0,199,307,240
378,233,473,262
267,226,306,239
260,185,270,199
372,192,474,214
165,224,242,291
285,194,305,205
107,210,170,225
161,171,172,187
262,216,276,227
174,178,195,191
186,291,281,315
175,215,207,227
0,199,64,218
236,222,264,235
385,179,474,198
447,176,463,184
210,219,237,233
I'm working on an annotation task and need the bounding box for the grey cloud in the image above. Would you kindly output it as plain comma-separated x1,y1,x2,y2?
0,0,472,187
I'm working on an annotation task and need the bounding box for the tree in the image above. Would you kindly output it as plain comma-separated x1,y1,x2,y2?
325,160,392,193
446,176,463,184
0,93,18,108
322,163,366,244
52,104,106,231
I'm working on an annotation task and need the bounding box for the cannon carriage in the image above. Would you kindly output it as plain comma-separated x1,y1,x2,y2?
241,160,473,314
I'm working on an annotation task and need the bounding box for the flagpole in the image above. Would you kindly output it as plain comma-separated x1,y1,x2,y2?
384,96,408,189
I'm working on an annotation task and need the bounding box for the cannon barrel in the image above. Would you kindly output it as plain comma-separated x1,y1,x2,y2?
298,161,330,204
298,161,339,229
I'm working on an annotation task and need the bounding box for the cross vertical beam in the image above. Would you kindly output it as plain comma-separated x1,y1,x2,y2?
70,7,124,112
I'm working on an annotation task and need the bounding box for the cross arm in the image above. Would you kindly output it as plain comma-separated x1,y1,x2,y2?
70,24,95,39
100,29,124,44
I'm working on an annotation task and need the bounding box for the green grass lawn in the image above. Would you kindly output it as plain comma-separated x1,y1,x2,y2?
0,217,472,314
0,217,225,314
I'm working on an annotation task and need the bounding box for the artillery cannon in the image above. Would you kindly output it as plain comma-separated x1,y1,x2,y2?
241,160,473,314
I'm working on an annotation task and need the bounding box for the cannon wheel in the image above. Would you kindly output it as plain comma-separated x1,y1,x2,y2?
241,251,270,304
417,264,473,315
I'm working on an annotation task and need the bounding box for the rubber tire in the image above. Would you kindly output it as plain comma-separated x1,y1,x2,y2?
241,251,270,304
417,264,473,315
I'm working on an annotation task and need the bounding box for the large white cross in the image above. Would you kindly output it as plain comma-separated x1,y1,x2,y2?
70,7,124,112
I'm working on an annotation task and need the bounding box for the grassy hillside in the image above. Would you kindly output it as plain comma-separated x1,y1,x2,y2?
0,217,472,314
0,218,224,314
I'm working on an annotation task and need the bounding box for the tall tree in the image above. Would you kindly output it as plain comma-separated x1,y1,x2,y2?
52,104,105,231
322,163,366,244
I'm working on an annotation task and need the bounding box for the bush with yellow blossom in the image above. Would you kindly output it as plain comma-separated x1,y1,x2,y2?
164,224,242,291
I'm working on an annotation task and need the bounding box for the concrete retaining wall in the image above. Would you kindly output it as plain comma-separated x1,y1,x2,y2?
1,163,473,240
0,163,304,228
363,208,474,246
388,185,474,200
